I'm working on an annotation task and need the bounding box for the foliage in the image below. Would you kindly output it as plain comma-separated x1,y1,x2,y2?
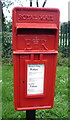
2,0,14,21
2,65,68,119
2,30,12,64
2,0,14,8
61,22,68,34
2,0,23,22
59,22,69,57
57,52,68,67
58,46,69,57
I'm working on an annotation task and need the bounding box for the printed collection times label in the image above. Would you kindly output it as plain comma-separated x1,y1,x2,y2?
27,64,44,95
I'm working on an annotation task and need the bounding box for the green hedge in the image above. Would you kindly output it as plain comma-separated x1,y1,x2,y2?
2,31,12,64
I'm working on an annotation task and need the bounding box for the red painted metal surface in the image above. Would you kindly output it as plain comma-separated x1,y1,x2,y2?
12,7,60,111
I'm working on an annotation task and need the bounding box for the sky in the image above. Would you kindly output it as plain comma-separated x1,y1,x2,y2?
3,0,69,22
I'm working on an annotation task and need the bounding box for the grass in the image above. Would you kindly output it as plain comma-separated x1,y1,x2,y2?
2,65,68,119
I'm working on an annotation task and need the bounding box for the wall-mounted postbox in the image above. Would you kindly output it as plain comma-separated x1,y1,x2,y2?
12,7,60,111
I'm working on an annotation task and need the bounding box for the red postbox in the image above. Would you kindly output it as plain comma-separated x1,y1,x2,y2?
12,7,60,111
